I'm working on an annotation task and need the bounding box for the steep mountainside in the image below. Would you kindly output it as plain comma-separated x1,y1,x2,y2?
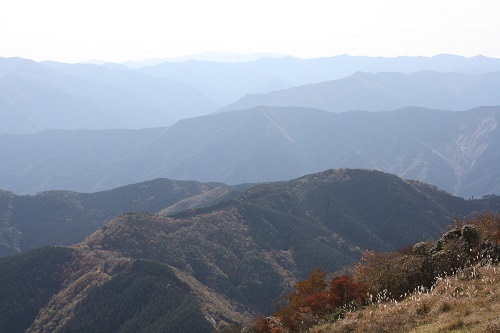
218,71,500,113
1,106,498,197
1,169,499,332
0,247,215,333
0,179,238,256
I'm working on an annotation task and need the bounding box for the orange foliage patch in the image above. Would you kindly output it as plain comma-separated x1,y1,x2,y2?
274,268,367,332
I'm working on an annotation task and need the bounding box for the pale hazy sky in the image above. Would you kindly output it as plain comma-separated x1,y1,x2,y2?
1,0,499,63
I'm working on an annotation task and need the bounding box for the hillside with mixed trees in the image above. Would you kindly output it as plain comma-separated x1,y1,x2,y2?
0,169,499,332
0,248,215,333
0,178,238,256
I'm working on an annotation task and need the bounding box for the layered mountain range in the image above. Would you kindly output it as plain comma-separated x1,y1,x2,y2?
1,106,498,197
1,53,500,332
0,57,218,133
2,54,500,134
217,71,500,113
1,169,499,332
138,54,500,103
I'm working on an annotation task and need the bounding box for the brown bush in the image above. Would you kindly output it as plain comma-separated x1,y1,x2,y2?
246,314,275,333
354,251,426,299
466,212,500,244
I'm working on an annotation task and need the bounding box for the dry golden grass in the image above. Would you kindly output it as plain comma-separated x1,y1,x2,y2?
310,265,500,333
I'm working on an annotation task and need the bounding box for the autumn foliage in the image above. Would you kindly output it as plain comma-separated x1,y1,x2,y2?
248,213,500,333
255,267,368,332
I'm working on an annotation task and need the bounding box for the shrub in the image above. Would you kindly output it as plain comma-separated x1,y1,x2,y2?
354,213,500,300
274,269,367,332
354,251,426,299
327,276,367,309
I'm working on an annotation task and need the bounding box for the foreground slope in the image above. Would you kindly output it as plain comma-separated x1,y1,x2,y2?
310,265,500,333
244,212,500,333
1,106,499,197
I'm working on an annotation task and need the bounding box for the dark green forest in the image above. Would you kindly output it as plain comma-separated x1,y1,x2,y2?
60,260,213,333
0,246,74,333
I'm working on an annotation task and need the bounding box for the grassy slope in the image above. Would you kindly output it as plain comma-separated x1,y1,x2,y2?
310,265,500,333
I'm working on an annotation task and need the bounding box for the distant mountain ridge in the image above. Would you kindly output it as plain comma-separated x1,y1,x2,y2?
0,106,498,197
222,54,500,86
136,54,500,106
138,59,293,105
3,54,500,134
0,57,218,133
120,52,288,68
217,71,500,113
44,60,220,120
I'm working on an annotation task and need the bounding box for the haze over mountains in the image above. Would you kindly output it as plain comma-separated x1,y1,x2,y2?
218,71,500,113
2,51,500,333
1,106,498,197
0,57,219,133
2,54,500,134
137,54,500,106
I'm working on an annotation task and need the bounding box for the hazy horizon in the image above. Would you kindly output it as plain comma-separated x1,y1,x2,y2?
1,0,499,63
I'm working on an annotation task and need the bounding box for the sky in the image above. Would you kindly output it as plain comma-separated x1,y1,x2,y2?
1,0,499,63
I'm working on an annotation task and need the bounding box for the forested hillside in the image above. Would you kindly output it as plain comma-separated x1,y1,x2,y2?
0,178,238,256
1,169,499,332
0,248,214,333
